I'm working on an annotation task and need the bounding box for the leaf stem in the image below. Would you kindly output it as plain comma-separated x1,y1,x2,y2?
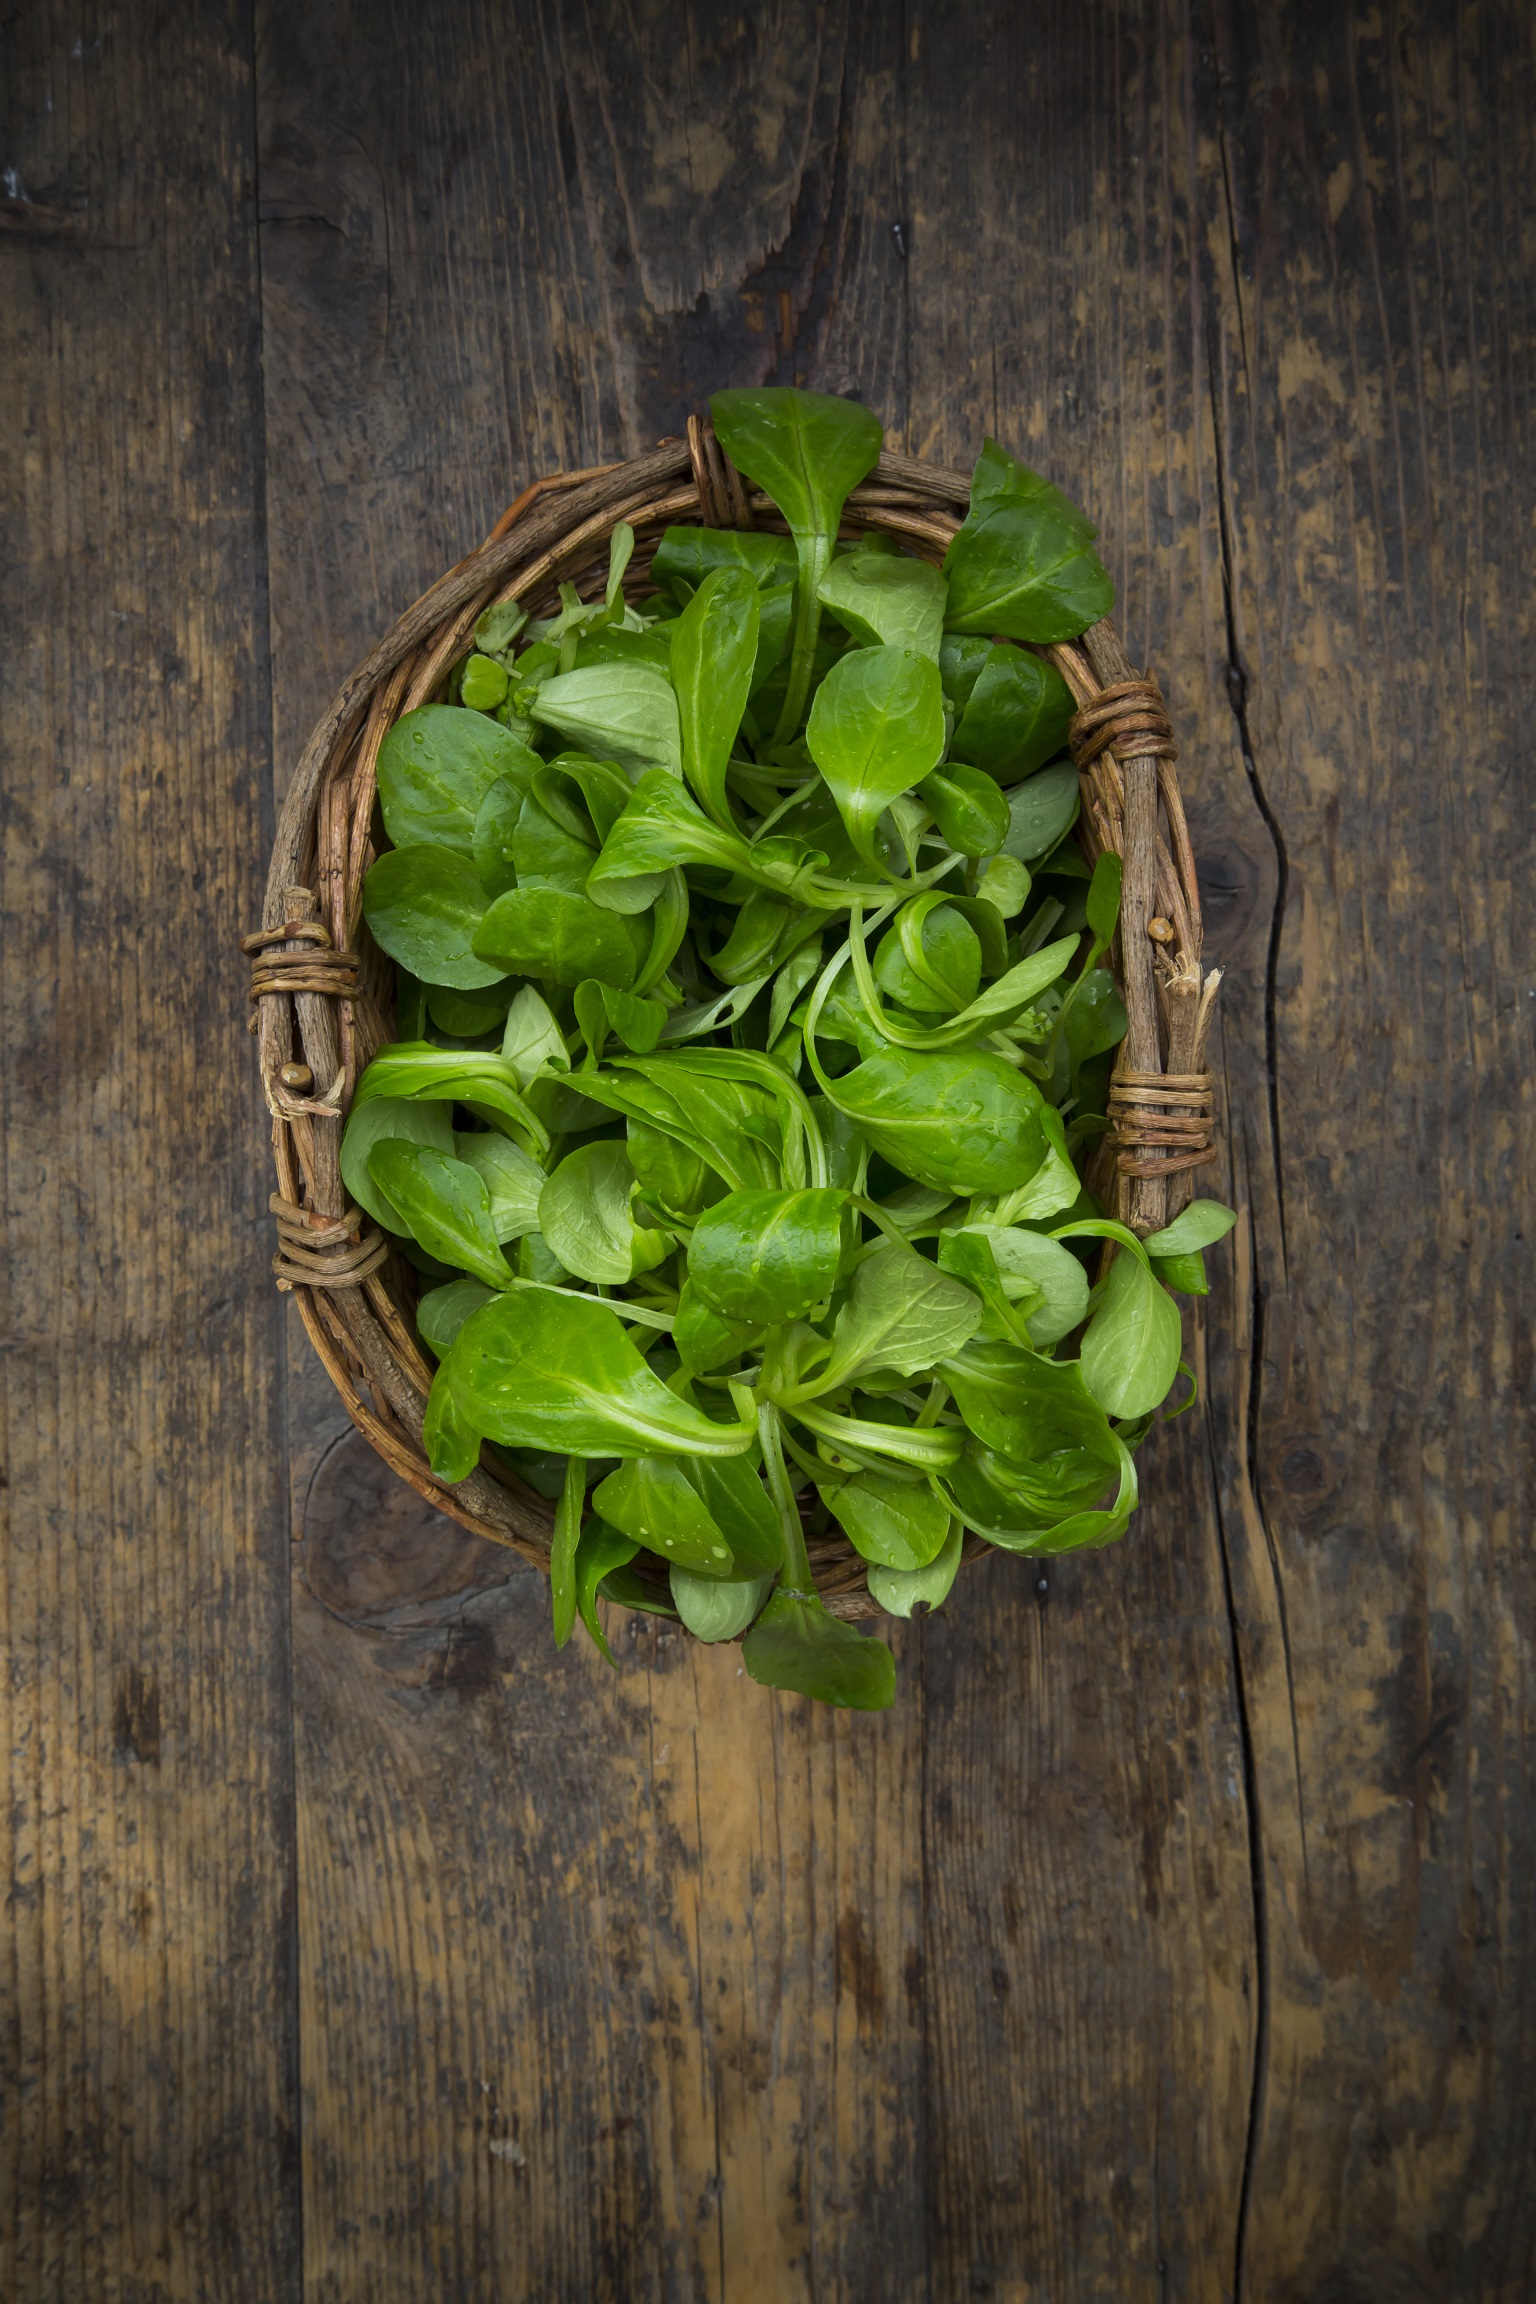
771,534,833,744
508,1276,674,1329
758,1403,815,1594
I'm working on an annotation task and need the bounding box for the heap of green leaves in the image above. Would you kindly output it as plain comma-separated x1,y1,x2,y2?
344,388,1235,1710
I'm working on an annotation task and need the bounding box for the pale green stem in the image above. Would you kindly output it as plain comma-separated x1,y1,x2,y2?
771,533,833,744
758,1403,815,1594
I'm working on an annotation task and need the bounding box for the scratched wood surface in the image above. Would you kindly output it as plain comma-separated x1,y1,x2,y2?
3,1,1533,2298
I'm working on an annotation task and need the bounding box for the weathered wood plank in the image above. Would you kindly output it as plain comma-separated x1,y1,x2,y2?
290,1496,926,2301
0,6,299,2298
258,19,932,2296
898,7,1263,2294
254,0,859,781
1200,4,1536,2295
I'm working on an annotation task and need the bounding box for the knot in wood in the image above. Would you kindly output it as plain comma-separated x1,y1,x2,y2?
687,413,756,530
268,1194,389,1293
1069,676,1178,770
1107,1069,1218,1179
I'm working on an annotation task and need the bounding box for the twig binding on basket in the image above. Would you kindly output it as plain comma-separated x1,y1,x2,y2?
1069,678,1179,769
243,923,362,1004
268,1193,389,1292
243,901,352,1117
1059,661,1223,1232
1106,1072,1218,1177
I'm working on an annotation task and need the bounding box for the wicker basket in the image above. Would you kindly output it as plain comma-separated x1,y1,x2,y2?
248,418,1220,1622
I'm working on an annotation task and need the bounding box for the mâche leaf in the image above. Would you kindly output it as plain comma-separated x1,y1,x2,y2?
673,1279,760,1375
652,525,799,595
1000,762,1081,861
975,854,1030,917
742,1592,896,1710
809,1037,1059,1197
416,1278,495,1359
944,502,1115,644
339,1095,454,1233
352,1044,548,1156
587,768,747,898
867,1517,964,1618
362,846,504,989
538,1140,656,1285
426,1290,756,1470
670,566,759,829
376,705,541,851
687,1187,847,1324
800,1242,981,1393
473,885,648,989
805,644,946,871
951,643,1076,781
500,986,571,1084
711,385,882,739
594,1447,781,1582
670,1568,775,1642
550,1453,586,1646
813,1467,952,1570
366,1142,513,1291
573,978,667,1061
938,1223,1088,1346
688,1452,783,1575
968,436,1101,531
1078,1242,1184,1419
1085,848,1123,948
818,548,947,659
592,1455,741,1577
627,1121,714,1214
873,905,982,1014
917,763,1010,858
1144,1200,1238,1256
573,1520,640,1667
939,632,996,714
472,771,530,898
428,980,514,1039
529,663,683,777
943,442,1115,644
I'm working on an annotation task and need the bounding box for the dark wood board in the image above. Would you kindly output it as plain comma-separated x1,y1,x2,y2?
1197,7,1536,2295
2,0,1532,2297
0,4,300,2299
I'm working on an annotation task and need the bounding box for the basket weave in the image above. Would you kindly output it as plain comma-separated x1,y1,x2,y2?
249,419,1220,1621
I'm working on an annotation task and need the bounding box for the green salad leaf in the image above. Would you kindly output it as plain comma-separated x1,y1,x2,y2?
710,385,882,739
376,705,540,851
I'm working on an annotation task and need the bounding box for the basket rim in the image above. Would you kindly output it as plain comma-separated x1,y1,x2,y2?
250,420,1220,1622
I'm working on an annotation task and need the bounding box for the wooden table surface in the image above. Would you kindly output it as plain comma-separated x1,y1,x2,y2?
4,3,1533,2297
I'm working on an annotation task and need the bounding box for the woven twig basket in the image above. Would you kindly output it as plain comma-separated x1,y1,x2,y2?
249,419,1220,1622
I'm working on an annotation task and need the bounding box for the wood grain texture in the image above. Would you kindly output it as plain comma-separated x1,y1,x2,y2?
0,4,299,2299
1201,6,1536,2296
252,8,928,2296
289,1505,925,2302
3,0,1532,2296
898,12,1264,2293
